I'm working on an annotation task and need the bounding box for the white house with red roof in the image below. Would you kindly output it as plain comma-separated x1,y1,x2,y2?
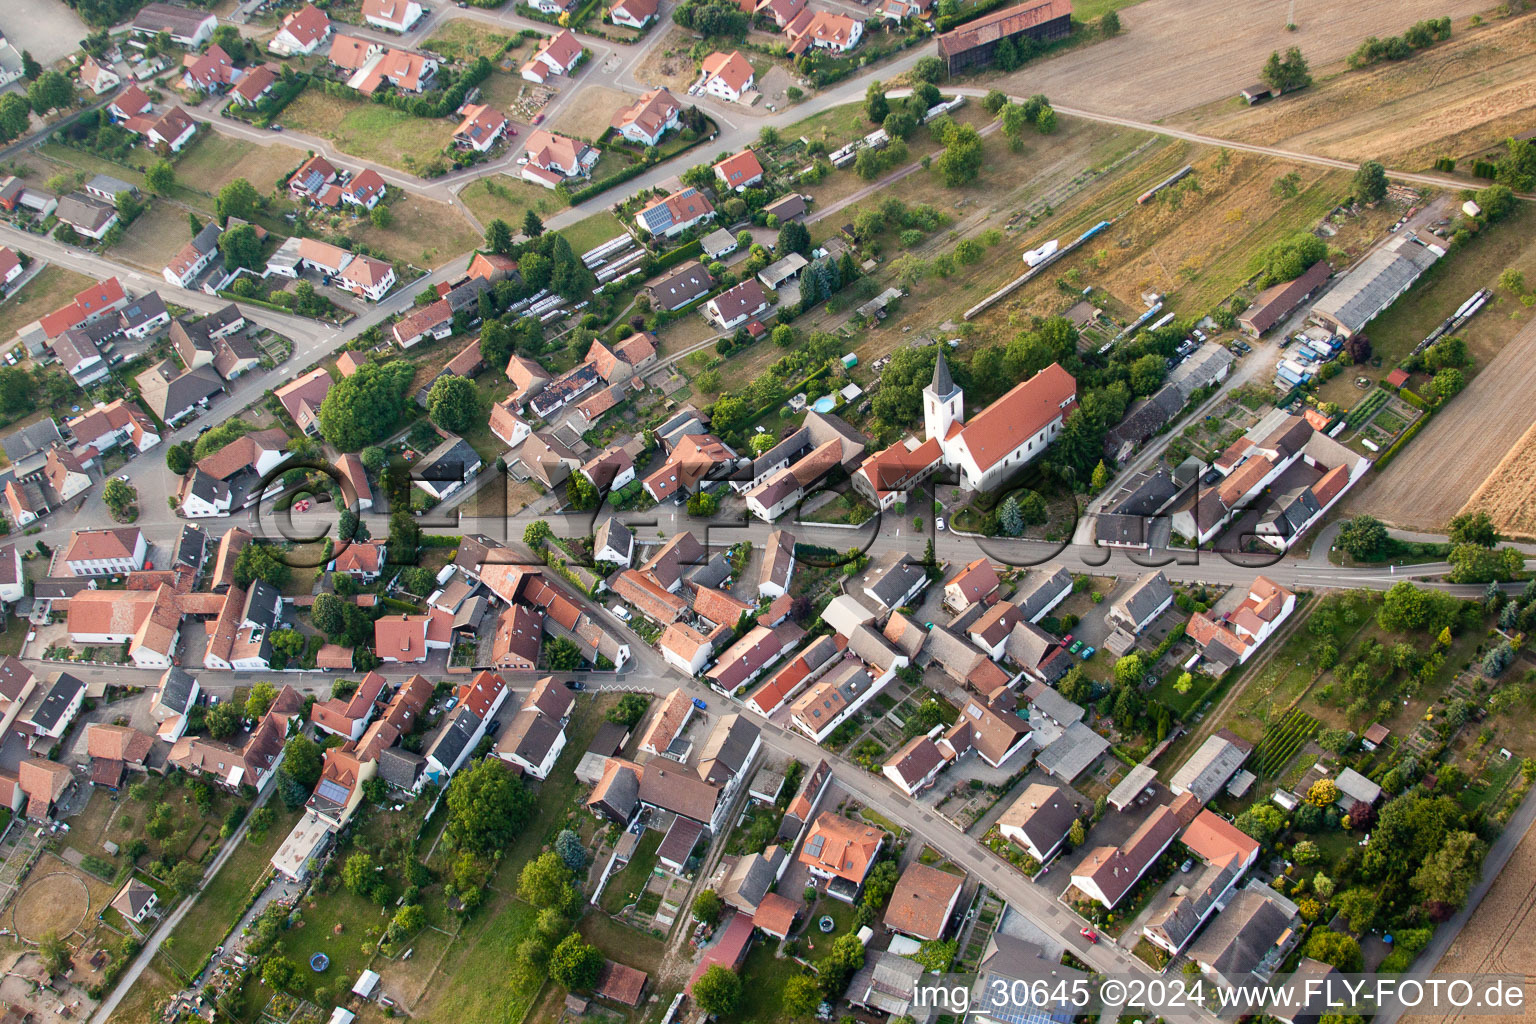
521,30,583,83
0,247,22,290
362,0,425,32
609,0,659,27
341,169,387,210
79,57,121,96
109,84,154,122
521,129,600,188
453,104,509,152
924,350,1077,493
271,4,333,54
713,149,764,191
698,50,755,103
181,45,242,94
784,9,863,55
611,88,680,146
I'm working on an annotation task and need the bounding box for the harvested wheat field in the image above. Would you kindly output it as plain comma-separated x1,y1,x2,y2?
1173,13,1536,170
1460,418,1536,540
1349,316,1536,532
988,0,1494,120
1401,816,1536,1024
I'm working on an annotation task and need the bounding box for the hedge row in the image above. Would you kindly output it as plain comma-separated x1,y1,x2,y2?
1372,413,1429,470
651,237,703,273
564,158,655,205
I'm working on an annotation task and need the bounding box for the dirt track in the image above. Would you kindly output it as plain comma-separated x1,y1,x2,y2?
1347,316,1536,532
995,0,1496,120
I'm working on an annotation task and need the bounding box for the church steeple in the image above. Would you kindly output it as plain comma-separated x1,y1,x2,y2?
924,348,964,443
931,349,958,398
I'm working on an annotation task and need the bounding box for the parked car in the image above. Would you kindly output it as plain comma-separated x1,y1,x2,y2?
1080,646,1096,660
691,697,707,711
1062,634,1074,647
564,680,586,691
1068,639,1083,654
935,517,946,532
1080,928,1099,943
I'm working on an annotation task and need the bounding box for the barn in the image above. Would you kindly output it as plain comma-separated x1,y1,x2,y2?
936,0,1073,75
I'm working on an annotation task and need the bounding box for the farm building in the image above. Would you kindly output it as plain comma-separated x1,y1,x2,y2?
936,0,1072,75
1310,235,1441,338
1239,261,1331,336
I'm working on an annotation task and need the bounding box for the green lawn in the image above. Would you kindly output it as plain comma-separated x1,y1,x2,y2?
559,210,628,257
281,89,456,174
718,938,807,1024
459,175,566,233
291,886,395,1003
599,827,662,915
167,805,303,969
414,897,544,1024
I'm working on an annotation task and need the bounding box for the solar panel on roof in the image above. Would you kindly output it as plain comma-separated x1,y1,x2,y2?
316,779,350,804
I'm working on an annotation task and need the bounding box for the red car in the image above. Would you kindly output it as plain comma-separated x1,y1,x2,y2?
533,113,545,125
1080,928,1099,944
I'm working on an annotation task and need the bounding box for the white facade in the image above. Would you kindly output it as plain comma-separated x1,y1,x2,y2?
66,532,148,576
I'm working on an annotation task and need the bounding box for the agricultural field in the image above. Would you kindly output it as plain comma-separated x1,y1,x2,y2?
1173,12,1536,171
0,264,94,342
281,91,457,174
1352,316,1536,532
982,0,1495,120
1459,407,1536,540
550,84,634,143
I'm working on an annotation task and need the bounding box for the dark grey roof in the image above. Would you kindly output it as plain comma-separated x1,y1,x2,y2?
594,519,633,560
88,174,137,199
425,705,480,771
685,551,732,591
34,578,94,600
1311,240,1439,334
444,274,491,313
174,524,206,571
378,746,424,789
1259,486,1321,539
1011,565,1071,622
864,554,926,608
1103,387,1185,457
697,713,758,786
1111,572,1174,628
421,437,481,484
3,420,62,466
158,667,198,715
764,193,807,220
647,262,714,309
184,468,230,506
189,221,224,257
930,349,957,398
1035,720,1109,781
1144,857,1240,952
1106,470,1180,517
1189,889,1294,981
588,720,628,756
118,291,168,332
243,581,281,630
31,673,86,731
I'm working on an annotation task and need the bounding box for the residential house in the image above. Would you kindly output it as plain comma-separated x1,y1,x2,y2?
453,104,509,152
1108,571,1174,635
646,261,714,311
521,29,583,83
883,861,963,940
783,9,863,54
611,88,681,146
642,432,737,501
55,193,119,241
62,528,146,576
609,0,659,26
714,149,764,191
164,221,224,287
391,299,454,348
799,812,883,901
271,4,333,54
25,672,87,740
180,45,241,94
274,367,333,435
79,56,120,95
882,735,946,797
341,169,387,210
636,187,714,239
521,129,600,188
704,279,767,330
145,106,198,152
698,50,755,102
494,677,574,779
362,0,425,31
309,671,385,740
414,436,482,500
997,782,1078,863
